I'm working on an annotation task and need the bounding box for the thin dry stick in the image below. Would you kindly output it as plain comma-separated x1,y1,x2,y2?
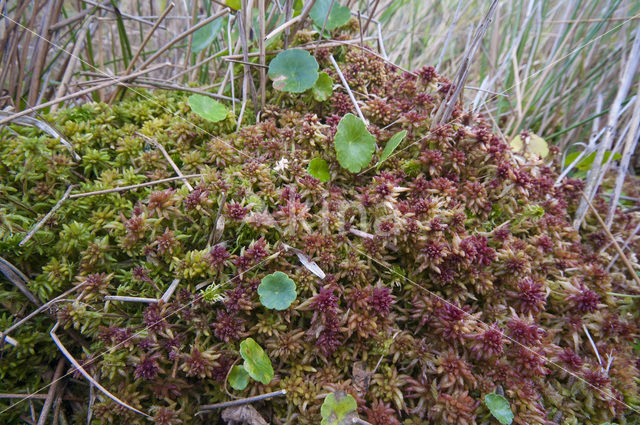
135,132,193,191
264,15,300,41
107,2,175,104
362,0,380,34
582,193,640,290
136,8,230,71
118,80,237,102
27,0,63,106
237,3,259,114
104,296,158,303
259,0,266,111
68,174,203,199
51,17,93,113
313,0,336,56
199,389,287,411
0,281,90,343
19,185,74,247
50,323,150,418
36,358,65,425
0,62,169,125
329,55,366,123
289,0,317,42
160,278,181,303
434,0,498,125
184,0,199,74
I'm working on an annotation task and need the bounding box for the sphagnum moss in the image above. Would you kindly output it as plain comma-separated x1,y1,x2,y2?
1,36,640,425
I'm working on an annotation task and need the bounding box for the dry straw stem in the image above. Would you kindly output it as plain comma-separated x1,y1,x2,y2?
36,358,65,425
199,389,287,411
574,25,640,228
433,0,498,125
68,174,204,199
49,323,150,418
329,55,367,123
606,82,640,226
50,17,94,113
0,281,90,344
107,2,175,104
19,185,74,247
135,132,194,191
0,62,169,125
136,8,230,71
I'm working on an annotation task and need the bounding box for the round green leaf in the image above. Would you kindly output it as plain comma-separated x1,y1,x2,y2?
192,18,224,53
484,393,514,425
334,113,376,173
188,94,229,123
307,158,331,182
268,49,319,93
258,271,297,310
377,130,407,167
320,391,359,425
312,72,333,102
228,365,249,390
310,0,352,31
239,338,274,385
226,0,241,10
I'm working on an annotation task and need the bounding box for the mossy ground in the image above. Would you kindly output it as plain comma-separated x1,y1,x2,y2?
1,43,640,425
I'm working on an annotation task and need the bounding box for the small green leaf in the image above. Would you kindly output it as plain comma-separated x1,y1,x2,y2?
564,151,622,171
188,94,229,122
510,133,548,158
258,271,297,310
228,365,250,390
312,72,333,102
320,391,359,425
484,393,514,425
308,158,331,182
310,0,352,31
377,130,407,167
334,113,376,173
268,49,319,93
226,0,241,10
239,338,274,385
192,17,224,53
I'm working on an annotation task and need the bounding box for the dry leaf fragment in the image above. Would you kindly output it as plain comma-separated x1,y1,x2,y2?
221,405,269,425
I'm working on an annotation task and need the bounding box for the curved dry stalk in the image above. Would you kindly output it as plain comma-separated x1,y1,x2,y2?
49,323,149,418
329,55,367,123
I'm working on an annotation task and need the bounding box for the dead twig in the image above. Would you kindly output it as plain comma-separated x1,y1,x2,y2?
68,174,203,199
19,185,74,247
198,389,287,411
136,9,230,71
0,281,90,344
329,55,367,123
107,2,175,104
0,63,170,125
135,132,193,191
36,358,65,425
